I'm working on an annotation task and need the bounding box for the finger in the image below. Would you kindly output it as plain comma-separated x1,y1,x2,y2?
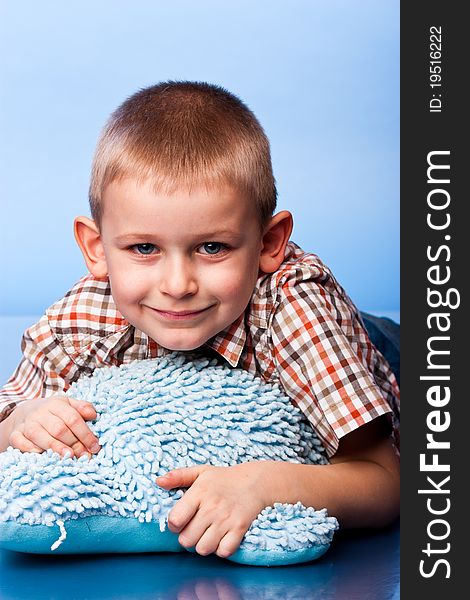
177,510,212,549
215,530,246,559
22,421,75,458
194,523,229,557
9,429,44,453
32,411,88,458
194,581,223,600
68,397,98,421
176,583,199,600
213,579,243,600
50,402,100,453
168,490,201,533
32,411,79,448
156,465,210,489
71,440,93,459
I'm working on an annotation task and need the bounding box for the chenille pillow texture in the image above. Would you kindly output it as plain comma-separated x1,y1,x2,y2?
0,353,338,566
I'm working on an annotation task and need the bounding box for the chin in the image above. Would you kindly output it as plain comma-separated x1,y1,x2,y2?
164,343,201,352
156,333,209,352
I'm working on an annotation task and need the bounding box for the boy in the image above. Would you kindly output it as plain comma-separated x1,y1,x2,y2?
0,81,400,559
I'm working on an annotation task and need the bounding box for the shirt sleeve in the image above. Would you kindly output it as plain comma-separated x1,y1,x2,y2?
0,314,80,423
269,277,393,457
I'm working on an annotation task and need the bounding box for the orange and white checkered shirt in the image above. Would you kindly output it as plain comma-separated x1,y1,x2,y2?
0,242,399,457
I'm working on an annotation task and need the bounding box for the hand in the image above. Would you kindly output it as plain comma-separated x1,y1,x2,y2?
8,395,101,459
156,462,269,558
176,578,241,600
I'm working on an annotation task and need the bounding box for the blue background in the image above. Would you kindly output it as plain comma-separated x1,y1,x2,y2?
0,0,399,317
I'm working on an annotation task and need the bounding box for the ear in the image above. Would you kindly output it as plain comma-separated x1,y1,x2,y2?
74,216,108,279
259,211,293,274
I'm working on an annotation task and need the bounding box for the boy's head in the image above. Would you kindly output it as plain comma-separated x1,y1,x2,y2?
89,80,277,231
75,81,292,351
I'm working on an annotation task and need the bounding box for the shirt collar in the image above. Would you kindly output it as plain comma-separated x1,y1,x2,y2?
206,312,247,367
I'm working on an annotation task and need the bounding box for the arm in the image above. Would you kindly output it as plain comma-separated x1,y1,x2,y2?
253,416,400,529
156,416,399,558
0,315,98,456
0,314,75,420
262,277,400,526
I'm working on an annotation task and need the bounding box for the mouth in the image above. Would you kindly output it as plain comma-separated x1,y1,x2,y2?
149,306,214,320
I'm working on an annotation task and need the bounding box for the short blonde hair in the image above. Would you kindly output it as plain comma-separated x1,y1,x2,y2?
89,81,277,228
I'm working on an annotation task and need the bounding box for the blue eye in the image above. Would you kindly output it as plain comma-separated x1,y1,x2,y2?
200,242,224,255
134,244,156,255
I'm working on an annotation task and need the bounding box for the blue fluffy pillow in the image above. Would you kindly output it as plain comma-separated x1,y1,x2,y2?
0,353,338,566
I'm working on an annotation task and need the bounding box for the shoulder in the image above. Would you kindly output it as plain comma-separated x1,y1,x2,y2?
44,274,130,343
250,242,353,325
272,241,334,286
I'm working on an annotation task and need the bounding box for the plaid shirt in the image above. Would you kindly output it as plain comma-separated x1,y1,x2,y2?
0,242,400,457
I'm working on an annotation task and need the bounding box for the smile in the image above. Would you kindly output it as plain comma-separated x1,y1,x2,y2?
149,306,214,321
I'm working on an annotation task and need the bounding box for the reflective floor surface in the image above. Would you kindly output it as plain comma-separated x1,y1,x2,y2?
0,521,399,600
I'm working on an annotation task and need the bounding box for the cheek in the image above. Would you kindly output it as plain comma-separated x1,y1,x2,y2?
209,265,256,301
107,261,148,303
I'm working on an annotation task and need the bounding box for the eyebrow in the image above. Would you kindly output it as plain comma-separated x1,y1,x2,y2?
113,231,242,242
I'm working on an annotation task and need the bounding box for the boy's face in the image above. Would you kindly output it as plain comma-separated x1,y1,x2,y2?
97,178,264,351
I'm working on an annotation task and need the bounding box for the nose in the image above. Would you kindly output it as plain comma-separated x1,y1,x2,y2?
158,254,198,298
